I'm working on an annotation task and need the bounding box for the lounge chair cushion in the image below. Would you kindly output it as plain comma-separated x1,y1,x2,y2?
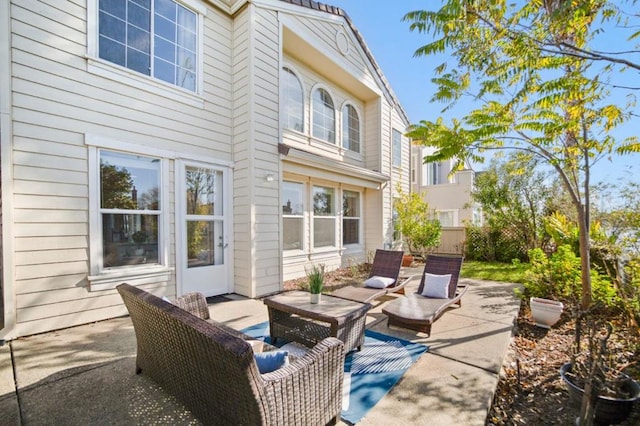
420,273,452,299
254,350,289,373
364,275,396,289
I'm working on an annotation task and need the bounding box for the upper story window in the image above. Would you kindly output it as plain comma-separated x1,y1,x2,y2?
423,162,442,185
100,150,162,269
392,129,402,167
312,88,336,143
98,0,198,92
282,67,304,132
342,104,360,152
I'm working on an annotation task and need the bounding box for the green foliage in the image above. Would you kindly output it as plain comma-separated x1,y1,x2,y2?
394,188,441,258
522,246,619,309
460,259,528,283
100,163,136,209
306,264,325,294
465,225,529,263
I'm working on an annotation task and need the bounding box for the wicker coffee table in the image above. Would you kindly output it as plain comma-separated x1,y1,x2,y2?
263,291,371,352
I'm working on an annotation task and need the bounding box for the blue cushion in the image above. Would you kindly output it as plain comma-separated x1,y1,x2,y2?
254,350,289,374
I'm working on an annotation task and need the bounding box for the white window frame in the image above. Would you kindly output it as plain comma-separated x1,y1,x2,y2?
341,102,361,153
311,85,337,144
86,135,173,291
392,128,402,168
342,189,362,246
281,66,305,133
311,184,338,250
282,180,306,253
436,209,458,227
86,0,206,107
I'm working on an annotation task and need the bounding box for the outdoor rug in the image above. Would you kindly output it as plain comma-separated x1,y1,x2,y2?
242,322,428,424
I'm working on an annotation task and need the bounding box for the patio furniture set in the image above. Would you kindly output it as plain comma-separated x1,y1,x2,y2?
117,251,466,424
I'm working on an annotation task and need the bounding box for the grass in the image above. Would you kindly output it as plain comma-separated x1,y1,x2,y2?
461,260,528,283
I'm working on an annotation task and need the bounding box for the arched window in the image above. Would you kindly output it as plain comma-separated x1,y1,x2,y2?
312,88,336,143
282,67,304,132
342,104,360,152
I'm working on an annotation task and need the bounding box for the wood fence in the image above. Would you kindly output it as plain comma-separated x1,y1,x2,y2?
433,227,466,255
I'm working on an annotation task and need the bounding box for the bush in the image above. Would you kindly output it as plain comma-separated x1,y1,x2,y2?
465,225,528,262
521,245,620,310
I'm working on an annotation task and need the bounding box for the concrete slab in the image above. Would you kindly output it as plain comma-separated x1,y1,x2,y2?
358,352,498,426
0,342,20,425
11,316,136,388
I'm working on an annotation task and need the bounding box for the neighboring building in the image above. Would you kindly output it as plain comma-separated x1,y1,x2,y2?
0,0,411,339
411,146,482,227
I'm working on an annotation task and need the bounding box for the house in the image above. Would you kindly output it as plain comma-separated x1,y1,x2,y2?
411,146,482,227
0,0,411,339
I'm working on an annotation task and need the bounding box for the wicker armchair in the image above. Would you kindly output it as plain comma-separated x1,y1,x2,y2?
117,283,345,425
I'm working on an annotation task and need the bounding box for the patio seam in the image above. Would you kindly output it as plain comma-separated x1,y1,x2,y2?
9,341,24,425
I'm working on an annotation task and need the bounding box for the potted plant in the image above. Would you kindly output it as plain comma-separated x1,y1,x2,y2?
559,320,640,424
530,297,564,328
306,264,325,304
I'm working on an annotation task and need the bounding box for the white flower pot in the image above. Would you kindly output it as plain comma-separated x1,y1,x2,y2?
530,297,564,328
309,293,321,304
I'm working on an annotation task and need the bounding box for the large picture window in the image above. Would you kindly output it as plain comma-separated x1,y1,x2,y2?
100,150,161,268
342,104,360,152
312,88,336,143
282,181,305,250
342,190,360,245
282,67,304,132
312,186,336,248
98,0,198,91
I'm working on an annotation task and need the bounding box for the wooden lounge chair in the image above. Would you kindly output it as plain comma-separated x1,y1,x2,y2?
382,254,467,336
331,249,406,304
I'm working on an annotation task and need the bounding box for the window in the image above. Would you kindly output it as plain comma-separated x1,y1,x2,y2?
282,67,304,132
423,162,442,185
312,88,336,143
100,150,161,268
342,104,360,152
312,186,336,248
392,129,402,167
437,210,456,227
342,190,360,245
282,181,305,250
98,0,198,91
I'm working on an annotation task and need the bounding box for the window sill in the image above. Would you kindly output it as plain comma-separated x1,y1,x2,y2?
86,57,205,109
88,266,174,292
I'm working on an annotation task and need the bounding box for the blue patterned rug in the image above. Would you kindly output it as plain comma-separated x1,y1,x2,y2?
242,322,428,424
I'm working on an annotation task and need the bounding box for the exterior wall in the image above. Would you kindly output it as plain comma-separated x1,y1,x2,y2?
4,0,235,337
0,0,412,338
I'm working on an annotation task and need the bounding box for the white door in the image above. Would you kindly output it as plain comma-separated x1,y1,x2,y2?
177,161,231,296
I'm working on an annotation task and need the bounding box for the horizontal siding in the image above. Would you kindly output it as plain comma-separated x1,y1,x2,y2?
8,0,233,336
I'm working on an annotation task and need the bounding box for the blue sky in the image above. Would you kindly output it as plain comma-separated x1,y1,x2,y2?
327,0,638,186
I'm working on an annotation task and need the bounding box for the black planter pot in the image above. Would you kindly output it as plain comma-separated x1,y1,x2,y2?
560,362,640,425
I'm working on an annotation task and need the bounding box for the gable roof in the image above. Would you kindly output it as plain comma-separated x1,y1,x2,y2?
278,0,410,126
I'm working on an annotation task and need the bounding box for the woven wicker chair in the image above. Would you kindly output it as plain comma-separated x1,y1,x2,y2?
382,255,467,336
117,283,345,425
331,249,406,303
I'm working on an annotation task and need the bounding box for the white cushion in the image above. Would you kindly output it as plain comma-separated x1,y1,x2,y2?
364,275,396,289
421,273,452,299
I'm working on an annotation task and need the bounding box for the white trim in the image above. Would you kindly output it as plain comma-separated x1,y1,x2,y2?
0,0,16,339
281,64,306,133
85,0,207,105
88,267,174,292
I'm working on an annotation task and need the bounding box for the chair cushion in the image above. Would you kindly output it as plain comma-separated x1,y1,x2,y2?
421,273,452,299
364,275,396,289
254,350,289,374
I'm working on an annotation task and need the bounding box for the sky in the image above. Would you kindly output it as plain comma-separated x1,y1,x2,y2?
325,0,639,186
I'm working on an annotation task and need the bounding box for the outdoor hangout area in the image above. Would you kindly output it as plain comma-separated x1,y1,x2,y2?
0,262,521,425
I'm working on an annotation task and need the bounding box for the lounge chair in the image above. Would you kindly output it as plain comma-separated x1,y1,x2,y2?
331,249,406,304
382,254,467,335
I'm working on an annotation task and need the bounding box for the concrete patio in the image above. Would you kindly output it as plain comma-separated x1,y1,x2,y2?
0,273,521,425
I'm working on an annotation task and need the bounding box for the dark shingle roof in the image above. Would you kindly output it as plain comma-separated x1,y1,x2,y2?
278,0,410,125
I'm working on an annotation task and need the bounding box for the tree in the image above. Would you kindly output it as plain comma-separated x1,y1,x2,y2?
394,188,442,259
472,152,553,254
404,0,639,311
404,2,640,422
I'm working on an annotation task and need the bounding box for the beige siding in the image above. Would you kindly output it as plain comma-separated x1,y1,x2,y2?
9,0,234,336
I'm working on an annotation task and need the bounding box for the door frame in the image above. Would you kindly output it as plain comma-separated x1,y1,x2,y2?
175,158,234,297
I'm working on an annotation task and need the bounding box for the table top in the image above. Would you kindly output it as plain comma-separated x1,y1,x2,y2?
263,291,371,322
